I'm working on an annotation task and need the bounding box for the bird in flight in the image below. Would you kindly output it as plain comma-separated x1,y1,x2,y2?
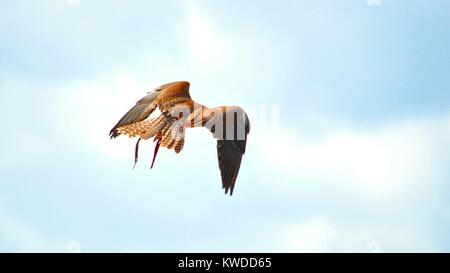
109,81,250,195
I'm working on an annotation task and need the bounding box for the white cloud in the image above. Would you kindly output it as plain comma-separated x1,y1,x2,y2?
366,0,382,6
66,0,81,7
280,218,437,252
282,219,334,252
258,114,450,194
261,114,450,252
185,6,232,74
0,202,54,252
63,74,153,160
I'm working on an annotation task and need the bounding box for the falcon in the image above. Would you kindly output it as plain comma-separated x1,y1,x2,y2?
109,81,250,195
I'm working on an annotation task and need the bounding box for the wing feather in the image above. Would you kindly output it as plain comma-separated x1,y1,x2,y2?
215,110,250,195
109,94,158,138
115,114,172,139
109,81,191,138
217,140,246,195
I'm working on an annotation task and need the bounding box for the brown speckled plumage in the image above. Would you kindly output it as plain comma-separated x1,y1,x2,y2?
110,81,250,195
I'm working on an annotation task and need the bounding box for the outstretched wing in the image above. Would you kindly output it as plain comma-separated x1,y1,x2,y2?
114,113,173,140
216,109,250,195
217,139,246,195
109,81,190,138
109,92,158,138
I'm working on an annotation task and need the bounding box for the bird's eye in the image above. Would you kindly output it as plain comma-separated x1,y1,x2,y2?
210,112,215,118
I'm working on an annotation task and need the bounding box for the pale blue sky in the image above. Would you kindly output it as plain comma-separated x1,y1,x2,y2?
0,0,449,252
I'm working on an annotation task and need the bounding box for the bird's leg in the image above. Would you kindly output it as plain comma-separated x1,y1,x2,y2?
132,138,142,170
151,138,161,169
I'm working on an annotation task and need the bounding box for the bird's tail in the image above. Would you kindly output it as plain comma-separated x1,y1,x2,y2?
148,122,184,169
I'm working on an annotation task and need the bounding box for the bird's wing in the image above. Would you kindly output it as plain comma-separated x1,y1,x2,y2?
114,112,173,140
117,112,186,153
109,91,158,138
109,81,191,138
215,109,250,195
217,139,245,195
